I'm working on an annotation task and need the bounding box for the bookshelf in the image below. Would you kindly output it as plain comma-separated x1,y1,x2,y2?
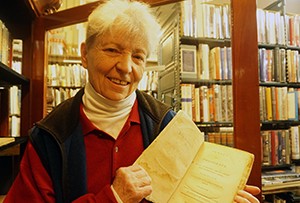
45,22,88,113
0,0,33,194
257,0,300,202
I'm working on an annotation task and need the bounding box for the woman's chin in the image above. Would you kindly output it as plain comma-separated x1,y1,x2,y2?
103,93,128,101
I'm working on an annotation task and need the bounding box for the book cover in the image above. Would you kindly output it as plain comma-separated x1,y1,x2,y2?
200,86,209,122
194,1,205,38
226,47,232,80
265,11,276,45
222,4,230,39
194,87,200,122
135,110,254,203
290,126,300,160
220,47,228,80
213,84,222,122
208,87,215,121
214,5,223,39
259,86,265,121
197,44,210,80
261,131,272,166
256,9,266,44
205,4,216,38
180,44,197,79
180,83,193,120
271,86,277,120
265,87,273,121
287,88,297,120
271,131,279,165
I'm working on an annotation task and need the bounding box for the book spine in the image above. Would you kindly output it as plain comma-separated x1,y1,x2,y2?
290,126,300,160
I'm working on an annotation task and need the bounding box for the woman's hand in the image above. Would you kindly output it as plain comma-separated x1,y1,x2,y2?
234,185,261,203
112,165,152,203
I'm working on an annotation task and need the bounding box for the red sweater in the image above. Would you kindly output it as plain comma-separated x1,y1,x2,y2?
4,101,148,203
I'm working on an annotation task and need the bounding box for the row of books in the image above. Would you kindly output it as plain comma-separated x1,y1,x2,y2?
181,2,300,46
180,83,233,123
258,48,286,83
257,9,285,46
46,87,81,113
261,125,300,167
180,0,230,39
7,53,23,137
138,70,159,92
180,44,232,80
287,14,300,48
262,169,300,195
47,23,86,57
259,86,300,121
259,47,300,83
47,63,88,87
205,130,234,148
287,49,300,83
257,8,300,48
264,192,300,203
261,129,291,166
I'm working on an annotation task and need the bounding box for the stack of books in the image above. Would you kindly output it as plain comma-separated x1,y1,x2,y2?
262,170,300,191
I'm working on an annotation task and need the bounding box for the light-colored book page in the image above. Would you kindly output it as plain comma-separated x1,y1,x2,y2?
168,142,254,203
0,137,15,147
134,110,204,203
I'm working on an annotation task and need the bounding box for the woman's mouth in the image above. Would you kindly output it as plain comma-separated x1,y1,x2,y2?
109,78,129,86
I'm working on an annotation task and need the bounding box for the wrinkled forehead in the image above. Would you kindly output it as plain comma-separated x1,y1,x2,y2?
96,25,150,54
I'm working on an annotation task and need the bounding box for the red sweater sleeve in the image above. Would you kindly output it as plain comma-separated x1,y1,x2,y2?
4,142,118,203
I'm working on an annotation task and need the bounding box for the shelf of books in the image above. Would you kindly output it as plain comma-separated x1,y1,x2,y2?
257,0,300,201
158,0,233,145
0,20,29,138
0,0,33,195
46,23,88,114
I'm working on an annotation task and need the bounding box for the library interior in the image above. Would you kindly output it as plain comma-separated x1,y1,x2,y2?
1,0,300,202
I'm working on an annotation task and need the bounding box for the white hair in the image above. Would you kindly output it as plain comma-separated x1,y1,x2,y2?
86,0,161,55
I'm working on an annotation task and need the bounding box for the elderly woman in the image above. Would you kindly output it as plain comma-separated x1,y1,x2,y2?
4,0,260,202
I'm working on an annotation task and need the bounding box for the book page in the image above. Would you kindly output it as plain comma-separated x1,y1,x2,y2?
168,142,254,203
0,137,15,147
134,110,204,203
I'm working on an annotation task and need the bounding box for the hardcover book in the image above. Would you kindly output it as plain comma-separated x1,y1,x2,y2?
135,110,254,203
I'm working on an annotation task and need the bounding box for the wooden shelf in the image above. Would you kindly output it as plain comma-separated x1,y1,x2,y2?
0,62,29,87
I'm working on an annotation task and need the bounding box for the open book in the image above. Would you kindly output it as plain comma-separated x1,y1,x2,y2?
134,110,254,203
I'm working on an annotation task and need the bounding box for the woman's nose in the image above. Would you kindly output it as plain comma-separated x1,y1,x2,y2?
116,54,133,73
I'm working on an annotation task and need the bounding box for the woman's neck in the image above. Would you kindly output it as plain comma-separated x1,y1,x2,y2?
82,82,136,139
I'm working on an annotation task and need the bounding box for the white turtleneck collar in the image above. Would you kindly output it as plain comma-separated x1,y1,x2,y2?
82,82,136,139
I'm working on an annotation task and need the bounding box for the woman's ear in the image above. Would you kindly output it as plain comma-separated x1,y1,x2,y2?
80,42,88,68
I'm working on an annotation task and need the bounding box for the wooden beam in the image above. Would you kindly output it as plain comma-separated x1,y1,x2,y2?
231,0,262,200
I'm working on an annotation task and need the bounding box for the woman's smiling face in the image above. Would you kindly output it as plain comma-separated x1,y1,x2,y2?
81,30,148,101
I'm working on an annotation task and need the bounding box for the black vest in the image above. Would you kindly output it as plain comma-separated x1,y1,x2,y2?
30,89,174,202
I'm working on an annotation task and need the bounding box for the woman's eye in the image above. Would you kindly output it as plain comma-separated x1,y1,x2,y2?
133,54,145,62
105,48,119,53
